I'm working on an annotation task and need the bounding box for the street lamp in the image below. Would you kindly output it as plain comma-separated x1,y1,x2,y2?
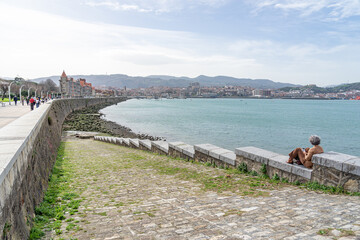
19,85,26,105
28,87,33,98
8,79,19,105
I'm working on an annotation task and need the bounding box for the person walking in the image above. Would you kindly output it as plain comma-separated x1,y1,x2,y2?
14,96,18,106
29,97,35,110
35,97,39,108
26,97,29,106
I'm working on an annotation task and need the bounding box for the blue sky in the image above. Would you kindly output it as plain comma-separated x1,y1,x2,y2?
1,0,360,86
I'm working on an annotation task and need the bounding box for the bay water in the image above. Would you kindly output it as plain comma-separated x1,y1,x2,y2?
101,98,360,157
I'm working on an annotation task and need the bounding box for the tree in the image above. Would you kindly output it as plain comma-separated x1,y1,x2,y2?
39,79,58,92
0,83,8,100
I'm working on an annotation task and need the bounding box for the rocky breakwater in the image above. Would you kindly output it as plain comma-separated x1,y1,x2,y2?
0,97,124,239
63,103,164,140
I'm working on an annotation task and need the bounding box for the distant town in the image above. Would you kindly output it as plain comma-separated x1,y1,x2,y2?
113,83,360,100
1,72,360,100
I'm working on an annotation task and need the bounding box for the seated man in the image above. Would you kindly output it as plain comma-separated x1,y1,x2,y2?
287,135,324,169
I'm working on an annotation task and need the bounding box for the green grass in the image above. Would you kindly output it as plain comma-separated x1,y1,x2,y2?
29,143,82,239
317,228,355,239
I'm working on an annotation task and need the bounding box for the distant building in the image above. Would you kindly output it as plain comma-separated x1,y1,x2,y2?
59,71,95,98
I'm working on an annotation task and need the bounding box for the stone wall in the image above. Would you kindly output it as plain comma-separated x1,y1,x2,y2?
0,97,125,239
94,136,360,193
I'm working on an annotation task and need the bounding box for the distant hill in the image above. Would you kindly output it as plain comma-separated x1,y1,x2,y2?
31,74,299,89
279,82,360,93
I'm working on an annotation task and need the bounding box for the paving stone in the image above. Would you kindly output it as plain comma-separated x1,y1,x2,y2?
51,139,360,240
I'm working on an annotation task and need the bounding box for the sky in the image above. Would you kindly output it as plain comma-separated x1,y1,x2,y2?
1,0,360,86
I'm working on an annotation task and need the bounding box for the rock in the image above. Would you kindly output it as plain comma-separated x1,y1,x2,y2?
343,179,359,192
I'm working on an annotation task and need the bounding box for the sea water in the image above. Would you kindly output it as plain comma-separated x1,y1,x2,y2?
101,98,360,157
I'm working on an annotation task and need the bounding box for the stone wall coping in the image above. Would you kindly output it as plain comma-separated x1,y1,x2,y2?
209,148,233,160
0,102,52,186
312,152,360,175
168,142,187,152
139,139,152,150
122,138,130,145
235,146,280,165
152,141,169,153
194,143,221,155
115,138,123,144
179,145,195,158
343,158,360,176
219,152,236,165
129,138,139,147
111,137,117,144
268,155,312,179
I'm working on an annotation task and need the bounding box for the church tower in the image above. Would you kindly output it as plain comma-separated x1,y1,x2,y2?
59,70,68,97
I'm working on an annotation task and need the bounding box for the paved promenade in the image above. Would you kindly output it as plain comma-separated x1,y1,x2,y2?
0,102,49,129
48,137,360,240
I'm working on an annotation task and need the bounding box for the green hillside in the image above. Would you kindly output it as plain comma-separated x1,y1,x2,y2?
280,82,360,93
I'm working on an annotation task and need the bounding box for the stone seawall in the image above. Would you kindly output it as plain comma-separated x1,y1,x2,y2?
0,97,125,239
95,136,360,193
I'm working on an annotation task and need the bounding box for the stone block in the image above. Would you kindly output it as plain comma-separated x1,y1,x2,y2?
116,138,123,145
312,152,356,171
152,141,169,154
219,152,236,165
194,144,221,155
291,165,312,180
343,158,360,176
168,142,186,152
235,146,279,165
122,138,130,146
181,146,195,159
139,139,152,150
268,155,292,173
111,137,117,144
129,139,139,148
209,148,233,160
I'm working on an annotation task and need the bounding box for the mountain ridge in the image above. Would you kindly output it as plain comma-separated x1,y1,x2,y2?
31,74,300,89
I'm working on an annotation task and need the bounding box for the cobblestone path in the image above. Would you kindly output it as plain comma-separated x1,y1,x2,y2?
50,138,360,240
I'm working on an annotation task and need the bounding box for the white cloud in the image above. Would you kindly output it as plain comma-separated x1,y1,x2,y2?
0,2,359,86
85,1,152,12
84,0,229,13
0,3,257,79
250,0,360,20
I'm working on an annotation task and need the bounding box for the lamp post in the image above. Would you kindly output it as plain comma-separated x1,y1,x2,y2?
19,85,25,105
8,81,16,105
28,87,33,98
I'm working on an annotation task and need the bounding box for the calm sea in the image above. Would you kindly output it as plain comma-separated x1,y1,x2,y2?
100,98,360,157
